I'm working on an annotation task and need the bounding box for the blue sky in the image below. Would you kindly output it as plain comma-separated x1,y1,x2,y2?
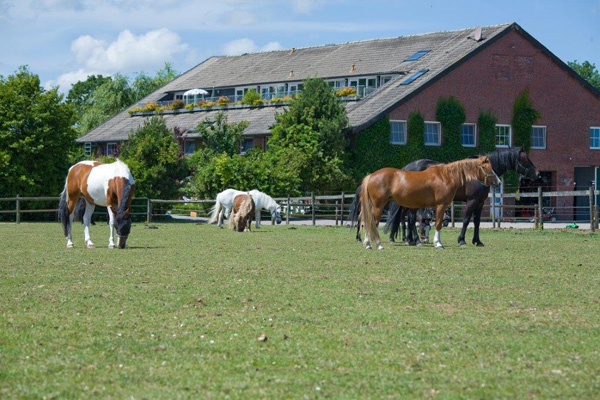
1,0,598,93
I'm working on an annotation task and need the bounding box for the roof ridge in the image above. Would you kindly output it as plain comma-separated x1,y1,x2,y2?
212,22,515,59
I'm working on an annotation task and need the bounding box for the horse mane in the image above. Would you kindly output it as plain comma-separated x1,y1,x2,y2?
487,148,518,176
441,157,484,187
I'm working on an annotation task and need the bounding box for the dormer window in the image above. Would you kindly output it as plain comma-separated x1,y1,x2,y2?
405,50,430,61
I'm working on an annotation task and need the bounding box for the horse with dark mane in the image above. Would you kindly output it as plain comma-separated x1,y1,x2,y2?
59,160,135,249
358,156,499,250
384,146,538,247
229,194,256,232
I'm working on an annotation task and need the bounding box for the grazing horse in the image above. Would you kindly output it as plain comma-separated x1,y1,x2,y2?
229,194,255,232
359,156,499,250
400,207,434,244
385,147,538,247
59,160,135,249
209,189,282,228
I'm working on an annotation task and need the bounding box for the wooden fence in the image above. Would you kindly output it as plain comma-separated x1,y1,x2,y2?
1,189,598,231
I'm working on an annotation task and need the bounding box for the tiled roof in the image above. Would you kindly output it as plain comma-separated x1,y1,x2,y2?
78,23,514,143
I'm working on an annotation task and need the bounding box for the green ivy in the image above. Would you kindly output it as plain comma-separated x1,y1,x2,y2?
477,110,497,153
512,88,540,152
435,96,467,161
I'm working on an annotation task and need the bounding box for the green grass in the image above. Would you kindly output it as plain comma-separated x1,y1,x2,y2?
1,222,599,398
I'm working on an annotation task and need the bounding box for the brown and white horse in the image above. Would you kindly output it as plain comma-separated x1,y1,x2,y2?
59,160,135,248
228,194,255,232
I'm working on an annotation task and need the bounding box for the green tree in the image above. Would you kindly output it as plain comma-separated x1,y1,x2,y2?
0,66,77,198
196,112,249,156
568,60,600,91
131,63,178,101
66,74,112,117
268,77,350,192
119,116,187,199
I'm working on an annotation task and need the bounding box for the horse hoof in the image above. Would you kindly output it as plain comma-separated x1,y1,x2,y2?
435,244,445,250
108,244,115,249
460,243,467,248
377,245,384,250
416,243,424,247
86,243,95,249
67,243,74,248
366,245,372,250
475,243,485,247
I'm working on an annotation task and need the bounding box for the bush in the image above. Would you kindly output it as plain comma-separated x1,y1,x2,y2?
335,87,357,97
242,89,261,106
170,99,185,110
201,101,218,108
144,102,159,112
217,96,230,106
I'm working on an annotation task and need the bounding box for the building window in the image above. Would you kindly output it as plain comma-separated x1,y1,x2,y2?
424,122,441,146
240,138,253,154
401,70,428,85
531,126,546,149
590,127,600,149
405,50,430,61
390,120,407,145
84,142,92,158
380,75,394,86
460,124,476,147
495,124,511,147
183,141,196,156
106,142,118,156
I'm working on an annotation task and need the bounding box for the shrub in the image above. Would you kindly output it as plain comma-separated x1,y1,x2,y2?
270,97,284,104
217,96,230,106
170,99,185,110
335,87,357,97
184,103,195,110
144,102,159,112
242,89,261,105
201,101,217,108
128,106,144,114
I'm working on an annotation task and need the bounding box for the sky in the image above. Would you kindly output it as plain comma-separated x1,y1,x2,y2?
1,0,598,94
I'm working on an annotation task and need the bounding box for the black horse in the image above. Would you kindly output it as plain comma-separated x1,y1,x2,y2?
385,146,538,247
400,207,434,244
349,147,538,246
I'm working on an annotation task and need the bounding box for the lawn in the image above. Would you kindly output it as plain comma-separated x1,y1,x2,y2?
1,222,599,398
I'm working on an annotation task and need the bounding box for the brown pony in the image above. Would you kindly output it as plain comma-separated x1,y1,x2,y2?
59,160,135,249
228,193,255,232
359,156,499,250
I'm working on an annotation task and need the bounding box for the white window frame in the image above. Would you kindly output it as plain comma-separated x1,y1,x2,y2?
84,142,92,158
240,138,254,155
590,127,600,150
424,121,441,146
531,125,547,149
183,140,196,156
380,75,395,86
106,142,118,156
460,123,477,147
495,124,512,148
235,86,258,102
390,120,407,145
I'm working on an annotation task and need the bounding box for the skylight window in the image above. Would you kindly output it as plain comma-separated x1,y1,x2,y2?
401,70,428,85
405,50,430,61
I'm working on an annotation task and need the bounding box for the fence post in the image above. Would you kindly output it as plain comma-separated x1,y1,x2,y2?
450,202,455,228
537,186,544,230
491,190,496,229
286,194,290,225
589,186,595,233
16,194,21,224
340,191,345,226
335,200,339,226
146,198,152,223
311,192,316,226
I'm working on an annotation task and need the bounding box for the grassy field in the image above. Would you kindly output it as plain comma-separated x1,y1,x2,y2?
1,222,599,398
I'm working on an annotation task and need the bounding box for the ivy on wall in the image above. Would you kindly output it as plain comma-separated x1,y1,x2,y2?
512,88,540,152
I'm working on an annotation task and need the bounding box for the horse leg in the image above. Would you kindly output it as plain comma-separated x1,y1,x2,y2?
407,209,418,246
107,207,116,249
372,208,384,250
217,207,224,228
401,208,408,243
356,223,362,243
457,199,475,247
83,201,96,248
67,213,75,248
434,204,447,249
472,202,485,246
255,209,260,229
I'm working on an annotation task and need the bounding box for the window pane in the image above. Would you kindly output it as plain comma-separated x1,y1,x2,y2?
531,126,546,148
390,121,406,144
591,128,600,149
461,124,475,146
495,125,511,147
424,122,440,145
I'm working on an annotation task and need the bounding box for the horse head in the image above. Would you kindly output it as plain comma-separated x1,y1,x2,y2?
478,156,501,187
271,205,283,224
516,145,539,180
113,181,135,248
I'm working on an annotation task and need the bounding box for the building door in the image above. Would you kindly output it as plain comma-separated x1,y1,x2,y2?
574,166,595,221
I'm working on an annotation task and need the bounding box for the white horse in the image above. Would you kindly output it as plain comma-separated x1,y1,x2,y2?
208,189,282,228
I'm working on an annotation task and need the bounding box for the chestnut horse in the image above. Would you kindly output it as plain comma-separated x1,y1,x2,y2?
59,160,135,248
228,194,255,232
359,156,499,250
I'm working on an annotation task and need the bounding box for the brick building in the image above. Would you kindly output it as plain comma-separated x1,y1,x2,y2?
78,22,600,215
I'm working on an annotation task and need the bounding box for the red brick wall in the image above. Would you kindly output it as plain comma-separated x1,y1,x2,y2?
388,29,600,196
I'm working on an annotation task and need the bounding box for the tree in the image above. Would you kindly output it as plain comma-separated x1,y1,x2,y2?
119,116,188,199
131,63,178,101
0,66,77,198
66,74,112,117
568,60,600,92
195,112,249,156
267,77,351,193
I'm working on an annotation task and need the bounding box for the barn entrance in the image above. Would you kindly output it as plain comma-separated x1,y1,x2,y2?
574,166,597,221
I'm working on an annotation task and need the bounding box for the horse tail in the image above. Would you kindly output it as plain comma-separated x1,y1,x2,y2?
58,179,70,237
383,202,402,238
208,199,221,224
359,174,380,244
348,184,362,228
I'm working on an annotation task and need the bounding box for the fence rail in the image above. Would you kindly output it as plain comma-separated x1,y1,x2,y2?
1,190,598,231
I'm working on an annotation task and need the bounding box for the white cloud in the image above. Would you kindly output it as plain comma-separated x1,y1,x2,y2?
293,0,322,15
47,28,188,92
229,10,257,25
222,38,283,55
